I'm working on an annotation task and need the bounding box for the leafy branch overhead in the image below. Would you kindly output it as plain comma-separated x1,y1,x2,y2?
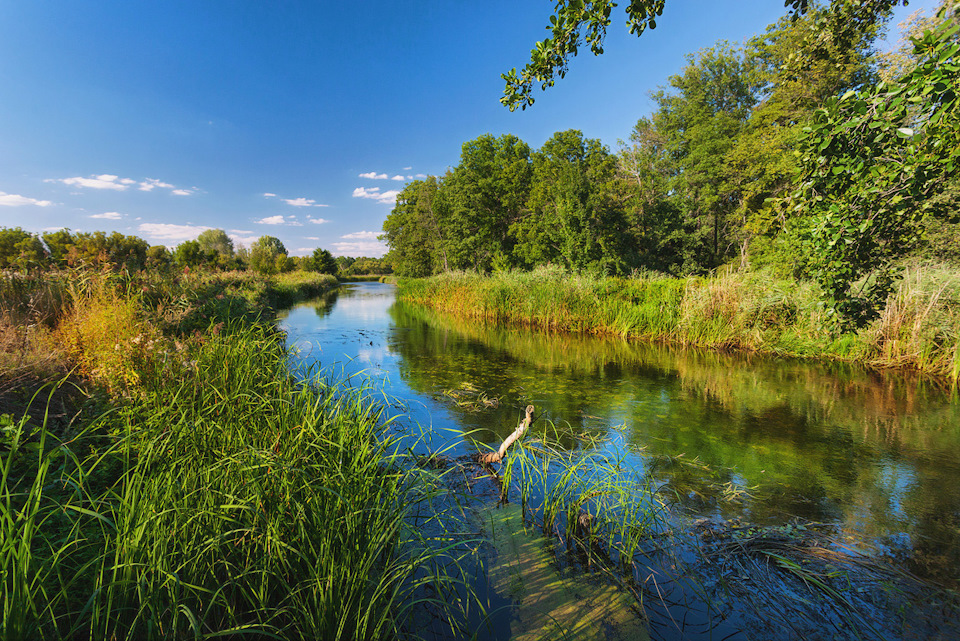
501,0,907,111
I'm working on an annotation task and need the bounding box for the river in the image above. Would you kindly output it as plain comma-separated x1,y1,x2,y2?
278,281,960,640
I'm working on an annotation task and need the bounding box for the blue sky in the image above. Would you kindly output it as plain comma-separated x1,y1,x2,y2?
0,0,938,257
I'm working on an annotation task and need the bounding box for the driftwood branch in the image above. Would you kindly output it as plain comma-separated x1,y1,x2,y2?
478,405,534,465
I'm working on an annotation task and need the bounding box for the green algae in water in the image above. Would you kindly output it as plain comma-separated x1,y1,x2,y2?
481,503,648,641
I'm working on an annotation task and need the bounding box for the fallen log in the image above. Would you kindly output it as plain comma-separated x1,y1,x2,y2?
478,404,534,465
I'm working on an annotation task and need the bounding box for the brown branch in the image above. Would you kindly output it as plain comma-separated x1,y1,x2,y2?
478,405,534,465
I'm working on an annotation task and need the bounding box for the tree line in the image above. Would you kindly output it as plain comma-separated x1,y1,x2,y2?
0,227,392,277
383,1,960,326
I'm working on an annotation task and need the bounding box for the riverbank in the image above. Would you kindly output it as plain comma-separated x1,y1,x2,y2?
395,264,960,385
1,268,473,639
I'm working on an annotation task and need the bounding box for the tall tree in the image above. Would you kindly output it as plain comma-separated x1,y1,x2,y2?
650,43,759,271
520,130,625,273
383,177,445,277
443,134,533,271
249,236,288,275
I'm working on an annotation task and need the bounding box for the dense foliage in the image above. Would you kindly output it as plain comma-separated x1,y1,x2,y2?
387,1,960,326
0,227,392,279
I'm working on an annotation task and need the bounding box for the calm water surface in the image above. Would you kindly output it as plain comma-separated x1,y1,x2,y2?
278,281,960,590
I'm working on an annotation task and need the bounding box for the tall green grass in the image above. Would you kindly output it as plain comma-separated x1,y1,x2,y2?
2,268,477,639
397,263,960,385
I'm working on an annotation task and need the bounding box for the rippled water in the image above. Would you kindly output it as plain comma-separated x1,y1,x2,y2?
278,281,960,633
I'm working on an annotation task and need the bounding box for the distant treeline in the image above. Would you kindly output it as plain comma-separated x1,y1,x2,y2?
0,226,392,276
384,2,960,326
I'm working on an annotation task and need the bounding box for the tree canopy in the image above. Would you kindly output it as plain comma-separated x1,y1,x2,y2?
502,0,908,110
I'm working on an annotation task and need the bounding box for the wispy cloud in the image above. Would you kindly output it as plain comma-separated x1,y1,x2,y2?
0,191,52,207
358,172,388,180
138,223,210,243
390,175,406,181
56,174,129,191
90,211,123,220
138,178,174,192
255,215,287,225
263,193,328,207
285,197,328,207
352,186,399,204
50,174,195,195
307,216,330,224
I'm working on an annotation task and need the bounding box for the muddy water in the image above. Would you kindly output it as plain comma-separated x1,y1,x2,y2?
278,282,960,638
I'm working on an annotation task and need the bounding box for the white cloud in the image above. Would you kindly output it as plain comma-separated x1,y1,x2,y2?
403,166,412,171
296,247,315,252
90,211,123,220
415,173,427,179
352,186,399,204
0,191,52,207
358,172,388,180
171,189,192,196
263,192,276,198
305,236,320,241
230,229,253,234
120,178,136,185
138,223,210,243
255,215,286,225
59,175,129,191
308,217,331,224
138,178,174,192
283,197,328,207
332,240,387,257
390,175,405,181
341,230,380,240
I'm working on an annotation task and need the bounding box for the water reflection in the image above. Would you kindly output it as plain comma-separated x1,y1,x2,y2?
278,282,960,587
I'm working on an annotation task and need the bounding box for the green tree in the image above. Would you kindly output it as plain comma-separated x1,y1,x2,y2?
650,43,759,271
146,245,172,269
443,134,533,271
383,178,447,277
520,129,625,273
308,248,339,275
787,4,960,326
617,118,687,273
41,229,74,265
173,240,205,268
504,0,907,110
196,228,235,267
249,236,288,275
0,227,46,269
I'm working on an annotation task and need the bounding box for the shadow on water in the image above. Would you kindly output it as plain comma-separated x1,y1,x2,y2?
279,282,960,639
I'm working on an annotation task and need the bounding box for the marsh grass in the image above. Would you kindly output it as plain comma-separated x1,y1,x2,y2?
398,263,960,384
2,267,485,640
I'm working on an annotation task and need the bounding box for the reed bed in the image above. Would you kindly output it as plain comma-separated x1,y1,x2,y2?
2,267,480,639
397,263,960,385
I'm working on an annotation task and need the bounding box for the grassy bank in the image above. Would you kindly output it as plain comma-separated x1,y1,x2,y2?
1,268,473,639
396,264,960,385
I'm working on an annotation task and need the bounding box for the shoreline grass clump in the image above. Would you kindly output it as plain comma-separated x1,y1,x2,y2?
396,263,960,385
2,266,480,640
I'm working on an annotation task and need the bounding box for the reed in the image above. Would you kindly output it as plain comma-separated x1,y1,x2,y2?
2,267,478,640
397,263,960,385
